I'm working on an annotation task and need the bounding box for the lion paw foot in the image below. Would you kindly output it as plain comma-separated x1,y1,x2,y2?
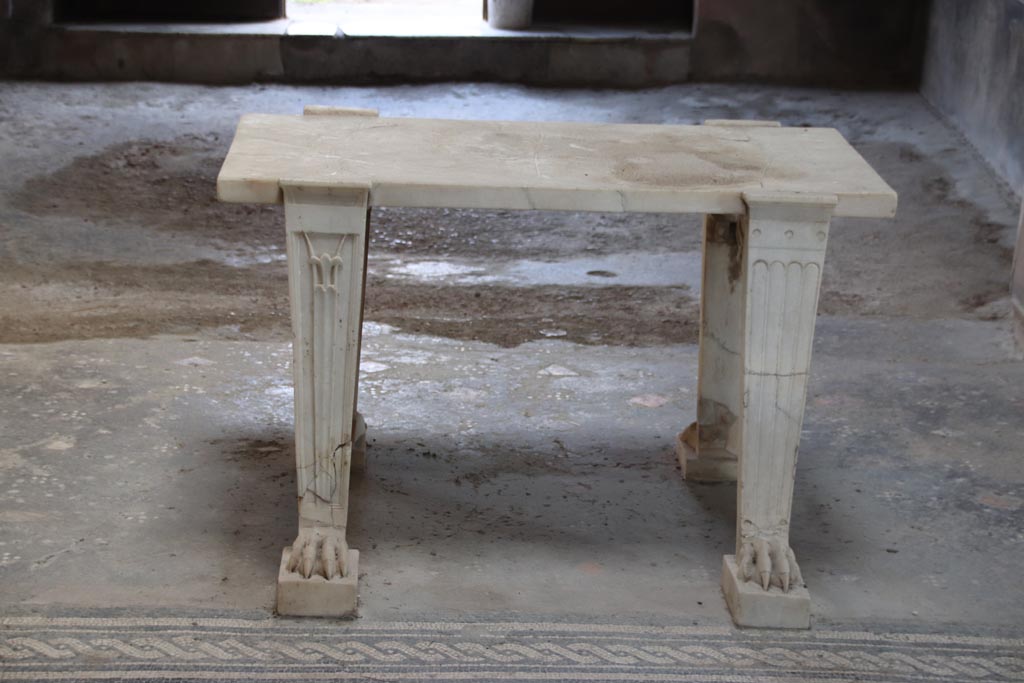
286,528,349,580
738,537,803,593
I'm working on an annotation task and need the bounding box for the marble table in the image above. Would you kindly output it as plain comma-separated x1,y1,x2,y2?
217,107,897,628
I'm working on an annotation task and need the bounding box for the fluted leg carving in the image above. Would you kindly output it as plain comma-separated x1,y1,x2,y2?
720,191,837,629
277,184,369,617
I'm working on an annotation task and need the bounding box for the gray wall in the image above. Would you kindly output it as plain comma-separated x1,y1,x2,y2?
922,0,1024,194
691,0,929,88
2,0,929,88
922,0,1024,346
920,0,1024,346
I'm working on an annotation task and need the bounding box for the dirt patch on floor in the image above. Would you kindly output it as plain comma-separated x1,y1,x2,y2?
12,134,285,248
0,258,698,347
366,283,698,348
370,207,701,258
0,261,291,344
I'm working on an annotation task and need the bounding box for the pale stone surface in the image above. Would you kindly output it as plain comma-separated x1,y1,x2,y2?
302,105,379,117
676,424,737,482
732,192,834,600
280,184,369,607
217,114,897,218
703,119,781,128
684,194,834,622
683,212,745,483
277,548,360,617
218,112,895,628
721,555,810,629
352,411,367,472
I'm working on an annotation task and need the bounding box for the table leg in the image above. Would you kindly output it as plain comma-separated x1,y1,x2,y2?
720,191,837,629
679,213,745,482
276,184,369,617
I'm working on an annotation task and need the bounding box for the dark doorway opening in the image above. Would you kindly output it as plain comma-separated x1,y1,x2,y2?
54,0,286,22
532,0,693,29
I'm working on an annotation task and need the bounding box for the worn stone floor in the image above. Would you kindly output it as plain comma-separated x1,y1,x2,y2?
0,82,1021,631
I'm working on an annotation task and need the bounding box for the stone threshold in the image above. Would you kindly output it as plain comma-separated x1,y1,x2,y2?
56,16,692,42
39,17,692,86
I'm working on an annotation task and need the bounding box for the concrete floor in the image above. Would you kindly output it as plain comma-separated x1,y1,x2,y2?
0,82,1021,631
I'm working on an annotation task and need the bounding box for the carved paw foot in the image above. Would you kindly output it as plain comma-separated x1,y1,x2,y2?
737,537,803,592
286,528,349,580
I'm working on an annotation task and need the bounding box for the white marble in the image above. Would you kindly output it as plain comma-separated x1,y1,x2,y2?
217,108,897,626
277,184,369,616
217,113,897,218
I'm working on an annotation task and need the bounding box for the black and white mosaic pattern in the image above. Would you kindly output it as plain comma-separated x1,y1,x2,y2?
2,612,1022,682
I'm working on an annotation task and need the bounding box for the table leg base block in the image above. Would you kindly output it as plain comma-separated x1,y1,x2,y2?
676,428,737,482
277,548,359,617
721,555,810,629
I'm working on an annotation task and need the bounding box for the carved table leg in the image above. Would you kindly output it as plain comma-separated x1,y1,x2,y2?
276,184,369,617
720,191,837,629
679,214,745,482
351,411,367,473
